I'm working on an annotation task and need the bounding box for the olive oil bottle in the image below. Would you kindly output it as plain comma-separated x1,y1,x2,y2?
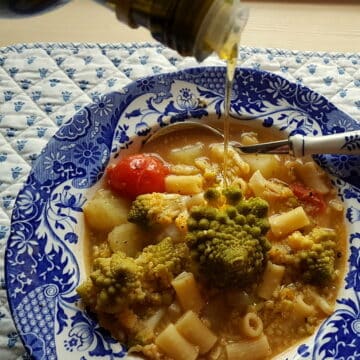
106,0,248,62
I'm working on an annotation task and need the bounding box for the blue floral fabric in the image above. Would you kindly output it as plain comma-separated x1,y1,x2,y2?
0,42,360,359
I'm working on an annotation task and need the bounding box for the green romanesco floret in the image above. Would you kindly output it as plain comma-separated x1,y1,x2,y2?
222,186,244,205
288,227,338,286
77,237,190,314
137,236,190,287
186,187,271,288
127,192,186,228
204,187,222,205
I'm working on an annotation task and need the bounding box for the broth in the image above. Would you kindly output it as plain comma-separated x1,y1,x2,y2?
78,122,346,360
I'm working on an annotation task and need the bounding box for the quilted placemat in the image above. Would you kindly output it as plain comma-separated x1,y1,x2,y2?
1,42,360,359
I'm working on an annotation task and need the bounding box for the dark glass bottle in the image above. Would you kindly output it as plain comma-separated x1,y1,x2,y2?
8,0,65,14
108,0,248,62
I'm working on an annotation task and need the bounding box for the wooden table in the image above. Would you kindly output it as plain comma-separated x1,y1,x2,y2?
1,0,360,53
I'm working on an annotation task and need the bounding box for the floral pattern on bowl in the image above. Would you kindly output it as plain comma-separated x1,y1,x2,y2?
5,67,360,360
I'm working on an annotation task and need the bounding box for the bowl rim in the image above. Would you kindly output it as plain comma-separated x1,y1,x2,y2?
5,66,360,360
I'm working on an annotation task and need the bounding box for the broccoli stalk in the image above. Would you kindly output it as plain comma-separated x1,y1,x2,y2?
186,187,271,288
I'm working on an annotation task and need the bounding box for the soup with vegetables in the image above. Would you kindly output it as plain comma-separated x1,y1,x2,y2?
77,123,346,360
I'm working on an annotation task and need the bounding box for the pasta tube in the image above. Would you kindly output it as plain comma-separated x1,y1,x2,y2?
155,324,199,360
240,312,263,338
293,294,315,319
171,272,204,313
308,289,334,315
165,174,203,195
257,261,285,300
176,310,217,354
225,335,271,360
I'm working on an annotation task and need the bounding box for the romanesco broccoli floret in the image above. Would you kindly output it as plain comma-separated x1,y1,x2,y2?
77,252,145,313
290,227,337,286
204,187,222,203
127,193,187,228
186,187,271,288
77,237,190,314
137,236,190,287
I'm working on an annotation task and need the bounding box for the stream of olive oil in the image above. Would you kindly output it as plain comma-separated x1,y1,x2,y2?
219,40,239,187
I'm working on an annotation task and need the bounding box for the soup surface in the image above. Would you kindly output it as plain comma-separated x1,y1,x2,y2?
77,122,346,360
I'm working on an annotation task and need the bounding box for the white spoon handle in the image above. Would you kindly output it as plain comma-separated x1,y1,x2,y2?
290,131,360,157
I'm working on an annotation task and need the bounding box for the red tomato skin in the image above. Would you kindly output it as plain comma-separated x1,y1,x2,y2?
290,182,326,215
107,154,169,199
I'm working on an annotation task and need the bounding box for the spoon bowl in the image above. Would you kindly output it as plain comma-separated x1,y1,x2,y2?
145,121,224,144
145,121,360,156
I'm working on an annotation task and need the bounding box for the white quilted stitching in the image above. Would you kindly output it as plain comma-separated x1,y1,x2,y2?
0,42,359,359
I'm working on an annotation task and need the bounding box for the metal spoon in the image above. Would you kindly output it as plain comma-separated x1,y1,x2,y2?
145,121,360,156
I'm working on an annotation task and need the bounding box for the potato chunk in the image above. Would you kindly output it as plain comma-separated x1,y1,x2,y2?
168,142,205,166
269,206,310,237
245,154,281,179
108,223,144,257
83,189,130,233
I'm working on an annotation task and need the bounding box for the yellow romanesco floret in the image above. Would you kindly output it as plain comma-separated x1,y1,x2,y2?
174,211,189,233
296,227,338,285
274,227,338,286
77,237,190,315
127,193,187,228
287,231,314,251
137,237,190,287
77,252,145,314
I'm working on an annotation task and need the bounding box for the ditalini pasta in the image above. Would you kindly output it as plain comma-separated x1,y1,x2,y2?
171,272,204,313
293,294,316,319
165,174,204,194
240,312,264,338
308,289,335,315
225,335,272,360
155,324,199,360
175,310,217,354
79,122,347,360
257,261,285,300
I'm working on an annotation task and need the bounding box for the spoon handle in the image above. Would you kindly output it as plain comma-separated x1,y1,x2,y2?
290,130,360,157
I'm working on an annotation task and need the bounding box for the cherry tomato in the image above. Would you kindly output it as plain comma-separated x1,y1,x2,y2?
290,182,326,215
107,154,169,199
